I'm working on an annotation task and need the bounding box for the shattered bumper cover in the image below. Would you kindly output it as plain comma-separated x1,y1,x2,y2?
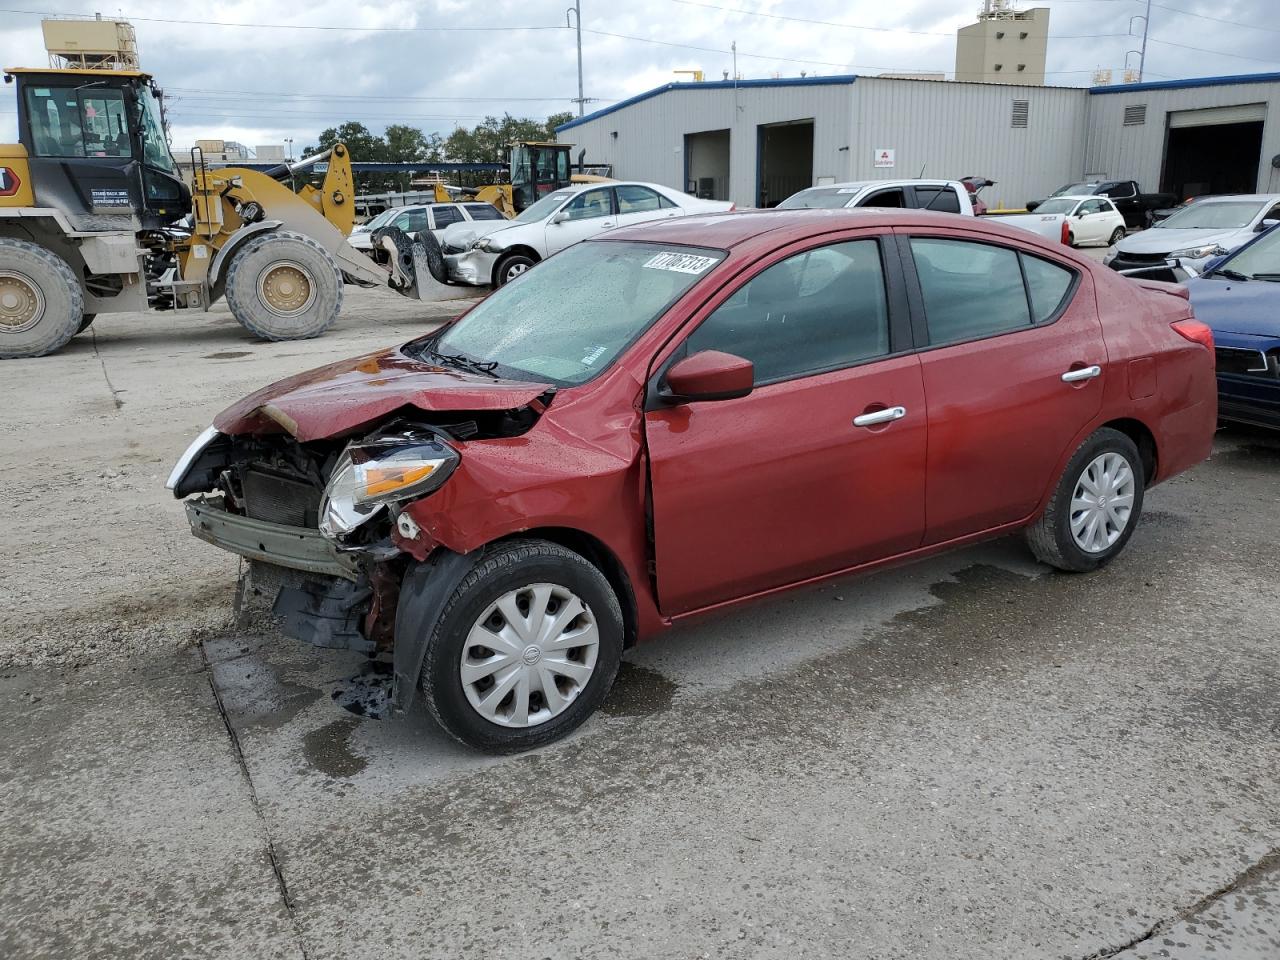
185,497,358,581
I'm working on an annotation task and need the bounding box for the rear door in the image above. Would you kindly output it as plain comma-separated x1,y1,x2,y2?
614,184,680,227
428,204,465,238
898,230,1105,544
645,234,927,614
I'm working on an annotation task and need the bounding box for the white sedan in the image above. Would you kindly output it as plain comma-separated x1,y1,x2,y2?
1034,195,1128,247
441,181,735,287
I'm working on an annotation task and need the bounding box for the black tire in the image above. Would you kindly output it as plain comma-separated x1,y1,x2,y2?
224,230,342,341
494,252,536,287
0,237,83,359
418,539,623,753
1067,231,1077,248
1108,227,1126,246
76,313,96,335
417,229,449,284
1026,427,1146,573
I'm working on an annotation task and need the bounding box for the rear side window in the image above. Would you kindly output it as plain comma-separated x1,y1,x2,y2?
686,239,890,384
464,203,505,221
431,205,464,227
914,187,962,214
910,239,1030,343
1021,255,1074,322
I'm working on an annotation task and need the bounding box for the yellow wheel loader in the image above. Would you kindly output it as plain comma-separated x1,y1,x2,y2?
0,67,453,359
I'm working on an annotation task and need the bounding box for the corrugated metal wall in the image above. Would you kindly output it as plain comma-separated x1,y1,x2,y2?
1085,81,1280,195
849,78,1088,209
557,81,856,208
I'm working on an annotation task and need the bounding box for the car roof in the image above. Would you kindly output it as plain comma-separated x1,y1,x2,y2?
1054,195,1110,202
795,179,960,192
601,207,1074,252
1192,194,1280,204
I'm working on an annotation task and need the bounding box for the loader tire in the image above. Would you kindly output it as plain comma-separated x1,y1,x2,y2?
225,231,342,341
418,229,449,284
0,237,83,359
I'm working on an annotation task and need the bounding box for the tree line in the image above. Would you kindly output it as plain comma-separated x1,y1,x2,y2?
302,112,575,191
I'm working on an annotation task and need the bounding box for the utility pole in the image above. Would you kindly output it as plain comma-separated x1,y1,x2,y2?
1132,0,1152,81
567,2,585,116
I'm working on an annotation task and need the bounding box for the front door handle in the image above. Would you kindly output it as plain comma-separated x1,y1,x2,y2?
1061,365,1102,383
853,405,907,427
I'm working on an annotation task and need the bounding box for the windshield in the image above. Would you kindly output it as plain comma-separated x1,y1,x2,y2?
431,241,726,385
514,189,575,223
1213,225,1280,279
777,187,855,210
1050,182,1097,197
1157,200,1265,230
135,86,177,174
1034,198,1078,215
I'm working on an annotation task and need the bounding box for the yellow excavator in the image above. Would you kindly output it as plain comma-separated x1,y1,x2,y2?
0,66,453,359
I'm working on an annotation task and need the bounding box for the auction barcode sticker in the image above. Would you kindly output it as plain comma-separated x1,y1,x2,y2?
643,252,718,275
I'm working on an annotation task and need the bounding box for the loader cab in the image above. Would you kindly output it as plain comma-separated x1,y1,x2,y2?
508,141,572,213
6,68,190,230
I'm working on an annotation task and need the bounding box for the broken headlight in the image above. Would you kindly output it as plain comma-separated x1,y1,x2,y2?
318,436,459,539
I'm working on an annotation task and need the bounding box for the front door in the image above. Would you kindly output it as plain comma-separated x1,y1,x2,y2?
645,236,927,614
898,232,1105,544
544,187,616,255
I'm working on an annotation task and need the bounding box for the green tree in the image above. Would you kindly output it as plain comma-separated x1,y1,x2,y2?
545,112,574,135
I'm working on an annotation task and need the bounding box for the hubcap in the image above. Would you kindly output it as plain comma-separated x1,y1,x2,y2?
0,271,44,334
1070,451,1136,554
460,583,599,728
505,262,528,282
257,262,316,317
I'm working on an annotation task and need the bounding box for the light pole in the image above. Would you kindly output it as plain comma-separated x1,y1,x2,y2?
566,2,584,116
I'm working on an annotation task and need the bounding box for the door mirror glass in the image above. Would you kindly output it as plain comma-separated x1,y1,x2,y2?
550,211,569,224
1255,218,1278,232
663,350,754,402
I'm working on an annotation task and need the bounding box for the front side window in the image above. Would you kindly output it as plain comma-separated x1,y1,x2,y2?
864,188,905,208
911,239,1030,344
1080,199,1106,215
1034,198,1078,215
562,188,613,221
135,86,177,174
430,205,464,228
431,241,725,385
686,239,890,384
25,85,129,159
616,184,663,214
514,189,575,224
393,210,429,233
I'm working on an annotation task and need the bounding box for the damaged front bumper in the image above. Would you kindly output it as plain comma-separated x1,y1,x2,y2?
185,496,359,580
444,248,497,286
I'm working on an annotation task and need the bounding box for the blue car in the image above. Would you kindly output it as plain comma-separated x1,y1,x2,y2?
1185,225,1280,429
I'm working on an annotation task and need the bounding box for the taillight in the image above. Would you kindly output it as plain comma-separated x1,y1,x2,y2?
1172,318,1213,349
1060,219,1070,245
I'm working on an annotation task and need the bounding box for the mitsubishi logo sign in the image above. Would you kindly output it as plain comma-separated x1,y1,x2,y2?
0,166,21,197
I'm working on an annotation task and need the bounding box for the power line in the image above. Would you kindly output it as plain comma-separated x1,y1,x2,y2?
166,87,602,104
1150,1,1280,35
1147,36,1280,65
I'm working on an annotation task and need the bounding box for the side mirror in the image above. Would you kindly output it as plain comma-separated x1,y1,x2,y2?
551,211,569,224
662,350,754,403
1255,218,1279,232
1026,200,1041,212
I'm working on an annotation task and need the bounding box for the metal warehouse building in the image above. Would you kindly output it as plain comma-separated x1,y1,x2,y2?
555,72,1280,211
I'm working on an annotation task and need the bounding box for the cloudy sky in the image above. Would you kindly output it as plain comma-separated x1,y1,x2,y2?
1,0,1275,154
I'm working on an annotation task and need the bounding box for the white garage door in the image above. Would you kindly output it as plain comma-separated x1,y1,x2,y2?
1168,103,1267,129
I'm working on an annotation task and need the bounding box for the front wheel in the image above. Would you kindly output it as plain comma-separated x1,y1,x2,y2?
1026,427,1145,573
494,252,536,287
0,238,83,359
1108,227,1126,246
418,540,623,753
224,231,343,341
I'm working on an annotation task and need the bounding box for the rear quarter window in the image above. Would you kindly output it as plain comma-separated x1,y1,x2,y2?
465,204,506,221
1021,254,1076,323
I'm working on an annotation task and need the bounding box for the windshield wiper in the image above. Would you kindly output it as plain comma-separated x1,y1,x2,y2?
1249,272,1280,282
1214,268,1252,281
426,347,500,379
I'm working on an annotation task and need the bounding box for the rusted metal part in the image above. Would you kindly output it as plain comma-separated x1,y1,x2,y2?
363,561,402,653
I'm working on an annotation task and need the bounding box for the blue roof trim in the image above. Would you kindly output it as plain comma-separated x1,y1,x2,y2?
1090,71,1280,95
555,75,857,132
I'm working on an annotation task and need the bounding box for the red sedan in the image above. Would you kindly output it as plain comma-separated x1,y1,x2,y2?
168,210,1217,752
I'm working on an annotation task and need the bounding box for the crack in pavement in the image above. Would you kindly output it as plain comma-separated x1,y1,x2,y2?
89,328,124,410
1079,848,1280,959
199,640,311,960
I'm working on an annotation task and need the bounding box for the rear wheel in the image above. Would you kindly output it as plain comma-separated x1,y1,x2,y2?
0,238,83,359
1108,227,1126,246
225,231,342,341
1067,230,1077,248
418,539,623,753
494,252,536,287
1026,427,1145,573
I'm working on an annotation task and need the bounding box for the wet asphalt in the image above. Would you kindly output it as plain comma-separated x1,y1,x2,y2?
1,425,1277,959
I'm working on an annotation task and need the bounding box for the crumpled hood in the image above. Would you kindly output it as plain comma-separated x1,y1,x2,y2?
213,346,553,442
1118,227,1243,255
441,219,519,250
1186,276,1280,337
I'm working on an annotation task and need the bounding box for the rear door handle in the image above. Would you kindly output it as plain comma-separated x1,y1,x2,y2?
853,406,907,427
1061,365,1102,383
